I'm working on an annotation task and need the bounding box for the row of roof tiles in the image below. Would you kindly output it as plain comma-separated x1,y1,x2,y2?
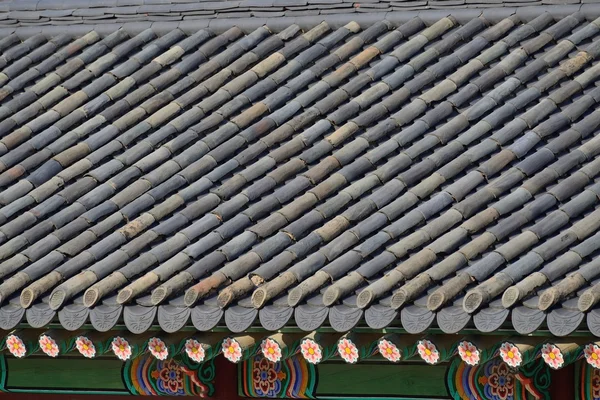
0,0,590,30
0,12,597,336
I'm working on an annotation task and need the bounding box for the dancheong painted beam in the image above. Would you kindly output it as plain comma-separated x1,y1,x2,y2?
0,328,597,398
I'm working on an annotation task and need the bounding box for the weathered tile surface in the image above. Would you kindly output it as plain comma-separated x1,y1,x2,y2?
0,10,598,335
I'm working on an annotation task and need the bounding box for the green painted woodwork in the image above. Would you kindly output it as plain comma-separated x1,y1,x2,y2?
5,357,127,391
316,362,450,398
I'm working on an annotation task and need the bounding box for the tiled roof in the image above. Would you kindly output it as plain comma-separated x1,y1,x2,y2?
0,0,591,28
0,12,599,336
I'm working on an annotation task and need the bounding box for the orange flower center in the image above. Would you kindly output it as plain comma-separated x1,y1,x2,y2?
386,347,393,355
12,343,19,350
465,350,472,357
593,353,598,360
192,347,198,353
425,349,432,356
119,345,125,351
345,347,352,355
228,346,235,354
46,343,53,350
549,352,556,360
268,347,275,354
308,348,314,355
507,351,514,359
155,346,162,352
83,344,89,350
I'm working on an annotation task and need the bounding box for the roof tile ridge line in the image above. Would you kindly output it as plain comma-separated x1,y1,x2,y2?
0,27,255,228
258,16,532,309
338,14,592,310
395,104,600,311
213,17,508,309
40,24,312,311
0,27,243,213
173,18,464,306
13,27,276,310
0,29,112,123
107,21,409,307
1,6,600,39
134,22,392,306
0,31,99,103
0,29,208,206
384,63,596,312
188,17,492,308
576,255,600,312
270,13,556,310
470,180,600,313
50,21,356,310
508,216,600,311
0,28,139,161
210,20,441,308
0,34,51,85
0,30,128,197
468,186,600,313
423,99,600,312
0,28,247,306
0,33,20,52
0,32,168,227
0,29,193,190
124,22,388,307
77,23,342,307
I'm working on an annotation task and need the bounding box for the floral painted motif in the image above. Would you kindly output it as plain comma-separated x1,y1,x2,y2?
487,361,515,400
75,336,96,358
337,338,359,364
299,339,322,364
222,338,243,363
378,339,401,363
148,337,169,360
261,338,283,363
457,341,480,366
39,335,59,358
499,342,522,368
185,339,206,363
6,335,26,358
417,339,440,365
487,363,515,400
252,356,286,397
585,344,600,370
540,343,564,370
153,359,184,395
112,336,132,361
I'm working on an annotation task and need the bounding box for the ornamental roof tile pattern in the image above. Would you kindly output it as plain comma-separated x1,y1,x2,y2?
0,12,598,336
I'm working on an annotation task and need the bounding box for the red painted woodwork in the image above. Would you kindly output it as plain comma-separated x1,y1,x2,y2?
1,357,244,399
549,363,575,400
